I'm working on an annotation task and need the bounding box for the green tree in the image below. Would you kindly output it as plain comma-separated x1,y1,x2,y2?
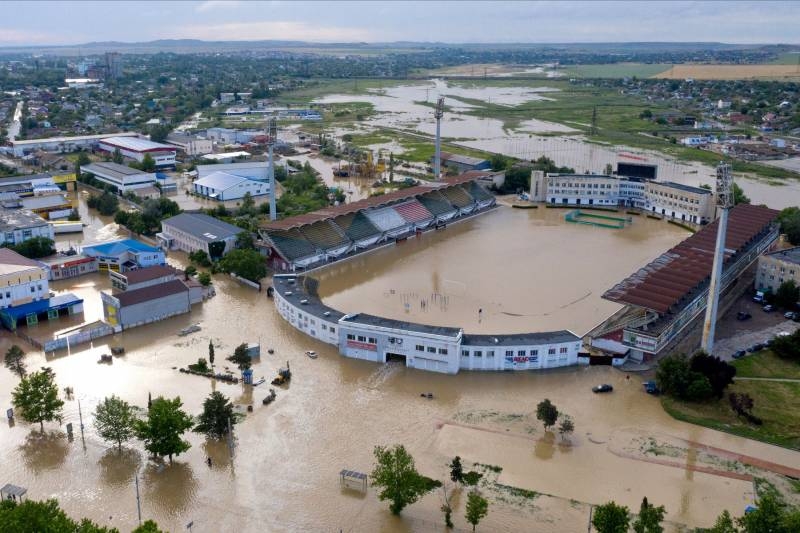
501,166,531,193
536,398,559,431
592,501,631,533
189,249,211,267
198,271,212,286
132,520,166,533
371,444,434,515
11,367,64,432
219,248,267,282
558,414,575,441
184,265,197,280
733,182,750,205
449,456,464,483
708,510,737,533
112,147,124,164
227,343,252,371
235,231,255,250
656,353,714,401
4,344,26,378
74,151,91,176
770,329,800,361
632,497,666,533
0,499,118,533
462,471,482,487
777,206,800,245
737,492,784,532
94,395,136,451
140,153,156,172
10,236,55,258
134,396,193,463
208,340,215,367
194,391,236,439
465,490,489,532
237,192,257,217
774,280,799,310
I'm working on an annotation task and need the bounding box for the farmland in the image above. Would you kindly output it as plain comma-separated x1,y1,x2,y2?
654,64,800,80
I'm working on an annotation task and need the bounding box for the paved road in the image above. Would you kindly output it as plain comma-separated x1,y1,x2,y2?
712,319,799,360
734,376,800,383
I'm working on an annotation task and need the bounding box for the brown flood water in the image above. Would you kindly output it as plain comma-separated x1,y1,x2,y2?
316,205,688,335
1,196,799,533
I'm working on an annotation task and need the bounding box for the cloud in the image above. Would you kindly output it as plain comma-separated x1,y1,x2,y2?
195,1,240,13
174,20,375,42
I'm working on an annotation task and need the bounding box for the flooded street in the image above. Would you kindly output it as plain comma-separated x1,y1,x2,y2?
2,196,799,532
316,205,688,335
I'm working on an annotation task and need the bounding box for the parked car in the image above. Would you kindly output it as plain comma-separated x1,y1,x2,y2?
747,343,765,353
732,350,746,359
762,305,775,313
592,384,614,393
643,380,660,394
785,311,798,320
736,311,752,321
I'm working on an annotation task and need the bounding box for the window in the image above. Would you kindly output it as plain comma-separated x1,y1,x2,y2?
462,350,469,357
439,348,448,355
487,350,494,358
321,324,327,331
548,348,556,355
357,335,366,342
30,287,35,293
559,347,568,354
474,350,482,357
505,350,514,357
416,344,425,352
530,349,538,356
330,327,335,333
310,319,316,325
517,350,525,356
368,337,377,344
346,334,355,340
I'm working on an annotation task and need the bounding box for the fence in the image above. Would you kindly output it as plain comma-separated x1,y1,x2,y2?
44,322,115,352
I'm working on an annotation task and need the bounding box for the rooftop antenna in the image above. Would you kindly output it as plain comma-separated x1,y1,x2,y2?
267,117,278,221
433,97,444,179
701,162,734,354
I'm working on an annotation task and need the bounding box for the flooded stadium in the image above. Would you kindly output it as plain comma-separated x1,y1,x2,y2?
3,192,800,532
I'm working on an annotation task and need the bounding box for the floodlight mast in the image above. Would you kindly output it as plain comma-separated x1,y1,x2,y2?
433,97,444,179
267,118,278,221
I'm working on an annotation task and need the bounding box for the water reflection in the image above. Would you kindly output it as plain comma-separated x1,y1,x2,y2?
534,432,556,460
141,461,198,518
19,430,69,474
99,448,141,488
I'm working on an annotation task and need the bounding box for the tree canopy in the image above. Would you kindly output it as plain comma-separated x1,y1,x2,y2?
194,391,237,439
536,398,559,430
632,497,666,533
11,367,64,431
777,206,800,246
9,236,56,259
219,249,267,282
371,444,437,515
227,343,252,371
4,344,26,378
465,491,489,532
134,396,193,463
592,501,631,533
0,499,117,533
93,395,137,451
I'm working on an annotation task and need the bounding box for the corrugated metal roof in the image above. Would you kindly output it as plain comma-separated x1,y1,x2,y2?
116,279,187,307
161,213,242,242
462,331,580,346
603,204,779,314
193,171,252,191
99,137,175,153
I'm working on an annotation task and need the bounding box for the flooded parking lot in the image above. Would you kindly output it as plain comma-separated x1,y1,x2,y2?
2,194,799,532
316,205,688,335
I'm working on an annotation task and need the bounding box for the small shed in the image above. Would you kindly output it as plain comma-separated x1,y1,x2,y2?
339,469,368,493
1,484,27,502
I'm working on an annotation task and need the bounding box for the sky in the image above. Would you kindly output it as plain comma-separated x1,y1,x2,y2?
1,1,799,47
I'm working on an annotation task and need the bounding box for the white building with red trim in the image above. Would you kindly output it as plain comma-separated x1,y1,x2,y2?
97,137,177,168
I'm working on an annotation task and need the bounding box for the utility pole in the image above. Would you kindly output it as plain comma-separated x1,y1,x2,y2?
227,416,234,458
267,117,277,221
77,398,84,439
433,97,444,179
135,473,142,526
587,504,593,532
701,162,734,353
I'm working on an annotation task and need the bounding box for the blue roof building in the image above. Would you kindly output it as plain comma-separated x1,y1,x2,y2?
81,238,165,273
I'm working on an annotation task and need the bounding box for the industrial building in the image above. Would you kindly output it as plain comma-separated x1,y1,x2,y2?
80,162,157,192
0,172,77,196
101,278,191,330
19,193,74,220
601,204,779,361
192,171,269,201
272,275,582,374
158,213,242,258
0,209,54,246
81,239,166,273
42,254,98,280
645,181,716,224
756,247,800,294
165,133,213,157
200,151,252,163
97,137,176,168
196,161,268,180
0,248,83,330
109,264,179,292
8,132,139,156
435,152,492,172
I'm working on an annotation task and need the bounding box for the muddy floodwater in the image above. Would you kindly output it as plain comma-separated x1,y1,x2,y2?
2,198,800,533
316,205,688,335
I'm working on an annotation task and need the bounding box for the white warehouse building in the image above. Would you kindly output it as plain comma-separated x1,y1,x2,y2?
81,162,157,192
192,171,269,201
97,137,177,168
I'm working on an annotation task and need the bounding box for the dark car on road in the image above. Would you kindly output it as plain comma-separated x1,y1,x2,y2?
592,384,614,393
736,311,752,321
643,380,660,394
732,350,746,359
747,343,765,353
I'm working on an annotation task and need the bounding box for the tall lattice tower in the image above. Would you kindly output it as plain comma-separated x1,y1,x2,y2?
433,97,444,179
267,118,278,221
701,162,734,353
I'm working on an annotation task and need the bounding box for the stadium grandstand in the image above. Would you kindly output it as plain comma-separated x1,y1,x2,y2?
258,173,495,271
597,203,780,361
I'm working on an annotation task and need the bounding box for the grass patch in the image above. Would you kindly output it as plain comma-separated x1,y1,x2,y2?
495,484,539,500
661,380,800,450
733,350,800,379
474,463,504,474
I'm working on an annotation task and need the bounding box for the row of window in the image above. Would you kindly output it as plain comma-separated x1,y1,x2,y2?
647,189,703,204
461,347,569,357
346,334,377,344
415,344,448,355
761,264,797,275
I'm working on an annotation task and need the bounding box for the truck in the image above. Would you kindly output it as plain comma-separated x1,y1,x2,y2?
752,291,765,303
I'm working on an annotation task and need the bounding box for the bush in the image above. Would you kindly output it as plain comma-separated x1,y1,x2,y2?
656,353,722,402
9,237,55,258
770,329,800,361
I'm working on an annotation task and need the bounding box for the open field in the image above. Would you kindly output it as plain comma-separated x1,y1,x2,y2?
654,64,800,80
559,63,673,78
770,52,800,65
663,350,800,450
